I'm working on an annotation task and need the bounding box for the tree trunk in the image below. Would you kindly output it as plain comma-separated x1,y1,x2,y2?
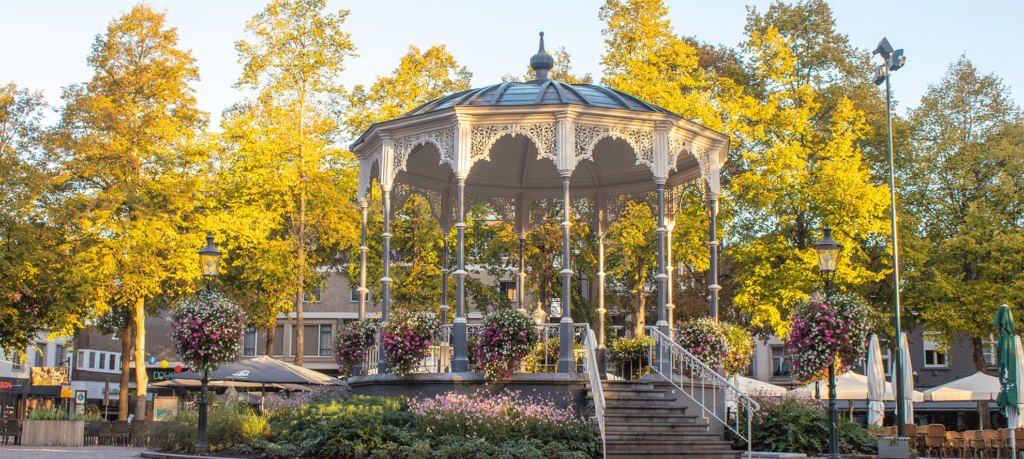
294,94,307,367
634,290,646,337
265,325,275,359
118,316,133,421
972,336,992,429
133,297,148,420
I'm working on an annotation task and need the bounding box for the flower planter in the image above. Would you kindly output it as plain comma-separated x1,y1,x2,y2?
21,420,85,447
878,437,910,459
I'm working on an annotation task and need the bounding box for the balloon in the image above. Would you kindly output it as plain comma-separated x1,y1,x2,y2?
147,357,157,366
160,360,169,369
174,365,182,373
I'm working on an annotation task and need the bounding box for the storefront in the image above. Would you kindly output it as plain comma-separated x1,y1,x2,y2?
0,376,62,419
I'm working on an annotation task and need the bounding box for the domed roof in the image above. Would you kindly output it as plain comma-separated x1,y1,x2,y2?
396,32,678,120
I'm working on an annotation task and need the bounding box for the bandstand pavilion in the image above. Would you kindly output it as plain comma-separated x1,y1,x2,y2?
350,33,730,375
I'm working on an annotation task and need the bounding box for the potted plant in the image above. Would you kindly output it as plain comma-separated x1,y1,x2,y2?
478,308,538,379
878,435,911,459
22,409,101,447
786,292,871,384
380,310,441,376
332,320,378,378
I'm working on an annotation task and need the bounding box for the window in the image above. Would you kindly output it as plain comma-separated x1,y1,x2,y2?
98,352,106,370
319,325,333,356
983,333,997,366
350,289,369,302
11,352,23,371
109,354,118,371
34,343,46,367
743,355,755,377
881,348,892,377
771,346,791,379
243,328,257,356
88,351,96,369
924,339,947,367
304,287,322,303
500,281,517,301
54,345,66,368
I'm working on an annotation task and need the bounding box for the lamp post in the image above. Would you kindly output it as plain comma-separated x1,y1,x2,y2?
195,234,221,454
815,226,844,459
871,37,907,437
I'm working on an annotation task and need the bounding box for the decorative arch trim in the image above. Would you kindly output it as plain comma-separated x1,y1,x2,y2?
358,147,382,202
573,124,655,174
390,127,457,181
469,124,558,168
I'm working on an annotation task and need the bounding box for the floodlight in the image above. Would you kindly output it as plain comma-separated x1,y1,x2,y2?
873,65,887,86
872,37,893,60
888,49,906,72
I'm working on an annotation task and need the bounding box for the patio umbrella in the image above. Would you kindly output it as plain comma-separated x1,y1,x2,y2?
993,304,1021,457
791,371,924,401
892,332,914,423
867,335,886,426
173,356,343,385
732,375,787,396
1011,336,1024,459
924,371,1003,401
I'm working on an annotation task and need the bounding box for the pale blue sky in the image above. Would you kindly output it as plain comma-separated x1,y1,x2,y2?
2,0,1021,127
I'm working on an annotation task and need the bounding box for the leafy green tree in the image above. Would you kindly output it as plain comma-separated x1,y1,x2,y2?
234,0,359,365
0,83,95,353
53,4,208,419
903,55,1023,371
606,202,658,336
343,44,471,140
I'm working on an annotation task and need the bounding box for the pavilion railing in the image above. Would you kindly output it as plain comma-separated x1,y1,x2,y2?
647,328,759,457
360,323,591,375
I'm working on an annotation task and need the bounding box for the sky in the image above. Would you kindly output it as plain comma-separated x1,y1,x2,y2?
2,0,1021,127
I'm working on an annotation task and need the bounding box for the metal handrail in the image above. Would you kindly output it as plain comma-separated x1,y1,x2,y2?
583,329,606,459
647,328,760,456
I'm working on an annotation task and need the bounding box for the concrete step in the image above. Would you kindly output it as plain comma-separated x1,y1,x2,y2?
587,388,666,398
602,397,677,408
603,413,703,424
606,451,742,459
601,422,710,433
604,405,688,416
605,432,722,442
606,439,739,453
591,381,655,391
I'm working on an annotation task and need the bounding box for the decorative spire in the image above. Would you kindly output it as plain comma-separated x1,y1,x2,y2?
529,31,554,82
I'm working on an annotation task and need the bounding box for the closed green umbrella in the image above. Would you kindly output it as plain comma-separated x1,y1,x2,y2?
995,304,1017,416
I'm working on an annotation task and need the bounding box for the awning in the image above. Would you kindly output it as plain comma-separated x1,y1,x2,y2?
173,356,343,385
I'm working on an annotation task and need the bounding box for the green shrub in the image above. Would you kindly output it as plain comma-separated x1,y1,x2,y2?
28,408,102,421
607,336,652,379
151,400,267,453
732,394,877,456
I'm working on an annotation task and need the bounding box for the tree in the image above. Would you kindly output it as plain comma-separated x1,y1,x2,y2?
235,0,358,365
53,4,208,419
606,202,658,336
343,44,471,140
904,55,1023,372
0,83,95,353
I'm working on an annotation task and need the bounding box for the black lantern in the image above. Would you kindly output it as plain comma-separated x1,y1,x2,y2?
814,226,844,275
198,234,222,279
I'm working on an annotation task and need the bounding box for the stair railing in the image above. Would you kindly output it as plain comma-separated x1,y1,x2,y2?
648,328,759,457
582,329,606,459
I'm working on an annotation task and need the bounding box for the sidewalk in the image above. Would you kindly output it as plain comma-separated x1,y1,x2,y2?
0,445,144,458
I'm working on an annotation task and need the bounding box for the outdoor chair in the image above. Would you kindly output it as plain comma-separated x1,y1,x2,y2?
946,431,964,459
924,424,946,458
904,424,920,451
886,426,898,436
97,420,112,445
130,420,149,446
111,420,130,446
966,430,987,459
4,420,21,446
983,430,1003,459
87,420,103,445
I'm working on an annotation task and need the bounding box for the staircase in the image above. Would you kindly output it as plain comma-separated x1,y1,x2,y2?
588,380,742,459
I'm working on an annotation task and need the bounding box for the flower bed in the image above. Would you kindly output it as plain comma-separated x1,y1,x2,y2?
731,393,877,456
381,310,441,376
169,291,247,371
333,319,378,378
478,308,539,379
786,293,871,383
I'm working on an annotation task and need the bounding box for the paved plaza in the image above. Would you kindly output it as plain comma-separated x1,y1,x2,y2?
0,446,145,458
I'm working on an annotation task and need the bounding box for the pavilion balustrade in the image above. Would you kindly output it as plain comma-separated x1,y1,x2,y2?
359,323,591,375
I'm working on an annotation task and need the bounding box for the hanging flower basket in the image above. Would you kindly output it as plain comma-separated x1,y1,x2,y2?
675,317,729,374
786,292,871,383
478,308,539,379
333,320,378,378
169,291,247,372
721,322,755,377
380,310,440,376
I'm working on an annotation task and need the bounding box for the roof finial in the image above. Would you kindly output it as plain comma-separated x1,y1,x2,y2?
529,31,554,83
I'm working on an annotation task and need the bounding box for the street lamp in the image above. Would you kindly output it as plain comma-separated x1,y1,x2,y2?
195,233,221,453
815,225,844,459
872,36,908,437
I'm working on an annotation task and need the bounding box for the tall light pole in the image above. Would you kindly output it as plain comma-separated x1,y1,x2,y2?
195,234,221,454
815,226,844,459
872,37,907,437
